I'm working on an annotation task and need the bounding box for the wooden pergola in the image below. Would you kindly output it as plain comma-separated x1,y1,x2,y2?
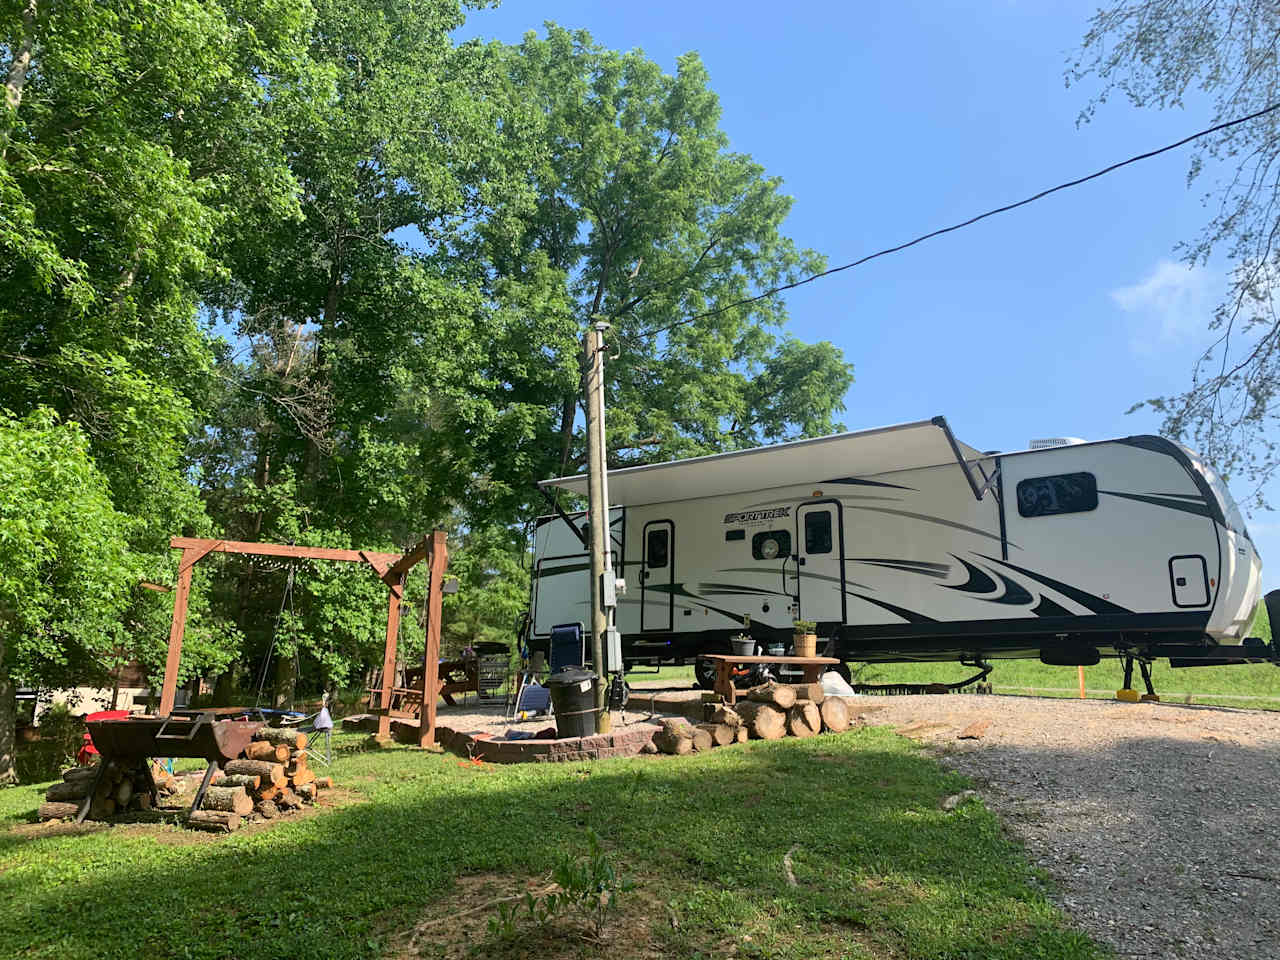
159,530,449,747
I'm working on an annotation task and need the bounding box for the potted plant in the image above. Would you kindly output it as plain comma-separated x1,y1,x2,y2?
730,632,756,657
792,619,817,658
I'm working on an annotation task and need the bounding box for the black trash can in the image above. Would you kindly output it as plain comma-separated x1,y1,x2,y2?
546,667,599,739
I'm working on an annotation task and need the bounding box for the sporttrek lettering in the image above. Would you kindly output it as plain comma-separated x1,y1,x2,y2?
723,507,790,524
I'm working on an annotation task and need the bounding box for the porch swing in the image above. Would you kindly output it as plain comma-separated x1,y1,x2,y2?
250,559,335,766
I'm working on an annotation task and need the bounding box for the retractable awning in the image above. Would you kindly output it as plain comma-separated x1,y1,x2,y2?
540,416,988,507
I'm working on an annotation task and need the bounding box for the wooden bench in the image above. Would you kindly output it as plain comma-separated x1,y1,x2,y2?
698,654,840,705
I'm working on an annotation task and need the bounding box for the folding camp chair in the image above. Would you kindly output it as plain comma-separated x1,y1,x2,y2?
549,621,585,672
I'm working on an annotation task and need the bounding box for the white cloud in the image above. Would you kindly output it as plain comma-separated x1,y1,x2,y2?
1111,259,1217,356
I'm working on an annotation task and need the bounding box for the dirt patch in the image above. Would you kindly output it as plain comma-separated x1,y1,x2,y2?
386,873,670,960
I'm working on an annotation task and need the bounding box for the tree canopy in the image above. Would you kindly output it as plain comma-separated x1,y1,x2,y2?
1072,1,1280,504
0,3,853,778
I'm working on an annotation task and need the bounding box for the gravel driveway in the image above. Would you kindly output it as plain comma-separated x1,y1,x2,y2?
858,694,1280,959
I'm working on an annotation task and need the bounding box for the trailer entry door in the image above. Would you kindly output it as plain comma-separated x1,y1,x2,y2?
641,520,674,631
796,501,845,626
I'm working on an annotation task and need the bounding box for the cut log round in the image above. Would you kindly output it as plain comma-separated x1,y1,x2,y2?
45,780,90,803
819,696,850,733
201,786,253,816
38,801,81,820
220,774,261,791
696,722,736,747
63,765,99,783
187,810,240,833
788,682,825,705
285,757,308,777
709,705,742,727
87,797,116,820
690,727,713,751
787,701,821,738
315,776,334,790
244,741,288,763
114,780,133,806
653,731,693,755
736,701,786,740
253,727,307,750
276,788,301,810
224,759,285,787
290,768,316,788
256,800,279,819
134,793,153,811
735,725,749,744
296,782,317,803
746,681,797,710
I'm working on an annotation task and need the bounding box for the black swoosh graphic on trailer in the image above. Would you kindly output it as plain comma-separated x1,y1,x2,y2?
823,476,917,491
845,505,1016,549
989,571,1033,606
1032,595,1075,617
1098,490,1212,519
648,583,747,623
698,581,791,597
978,555,1131,615
849,558,952,578
944,556,998,594
846,592,936,623
533,561,590,578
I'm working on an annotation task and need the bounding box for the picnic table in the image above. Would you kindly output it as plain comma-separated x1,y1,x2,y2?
698,653,840,705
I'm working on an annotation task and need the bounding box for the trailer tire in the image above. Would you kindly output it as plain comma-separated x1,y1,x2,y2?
694,658,718,690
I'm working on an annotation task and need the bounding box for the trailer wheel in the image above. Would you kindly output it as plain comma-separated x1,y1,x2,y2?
694,658,718,690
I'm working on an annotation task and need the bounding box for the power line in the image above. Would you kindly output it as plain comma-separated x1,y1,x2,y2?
650,101,1280,335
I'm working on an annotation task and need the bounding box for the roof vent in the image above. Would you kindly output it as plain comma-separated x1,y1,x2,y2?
1029,437,1086,450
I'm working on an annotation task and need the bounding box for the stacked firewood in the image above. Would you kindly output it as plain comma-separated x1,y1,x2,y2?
38,760,158,821
652,681,853,755
222,726,332,821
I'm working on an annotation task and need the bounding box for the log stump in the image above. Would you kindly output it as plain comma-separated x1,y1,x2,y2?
201,786,253,816
819,696,850,733
224,759,285,787
787,701,821,738
746,681,796,710
38,801,81,820
697,722,736,747
253,727,307,750
737,701,786,740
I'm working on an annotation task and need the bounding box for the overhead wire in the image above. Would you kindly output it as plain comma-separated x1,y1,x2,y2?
641,101,1280,337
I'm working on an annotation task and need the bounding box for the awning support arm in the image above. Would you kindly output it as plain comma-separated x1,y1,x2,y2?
931,415,987,502
539,486,590,549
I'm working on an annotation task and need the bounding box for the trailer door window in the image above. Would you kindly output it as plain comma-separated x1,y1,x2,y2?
804,511,833,554
646,527,669,568
1016,472,1098,518
752,530,791,560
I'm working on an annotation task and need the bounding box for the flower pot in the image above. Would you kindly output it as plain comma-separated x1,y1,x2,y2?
793,633,817,658
730,636,756,657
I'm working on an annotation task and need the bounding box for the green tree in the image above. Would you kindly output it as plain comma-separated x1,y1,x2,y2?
197,0,548,695
0,411,133,783
1071,1,1280,503
1,0,315,700
500,26,854,481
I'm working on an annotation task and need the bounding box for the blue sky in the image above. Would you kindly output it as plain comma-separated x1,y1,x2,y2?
459,1,1277,584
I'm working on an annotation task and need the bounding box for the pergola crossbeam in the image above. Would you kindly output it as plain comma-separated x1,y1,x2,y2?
157,532,448,749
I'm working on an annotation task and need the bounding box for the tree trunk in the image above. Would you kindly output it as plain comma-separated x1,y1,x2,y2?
273,655,296,711
746,681,796,710
2,0,36,158
736,701,786,740
0,653,16,785
556,395,576,476
819,697,849,733
787,701,821,738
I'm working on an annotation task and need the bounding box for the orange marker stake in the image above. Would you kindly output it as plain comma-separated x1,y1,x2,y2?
1078,665,1086,699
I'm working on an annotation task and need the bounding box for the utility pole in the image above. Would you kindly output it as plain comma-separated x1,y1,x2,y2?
583,322,609,726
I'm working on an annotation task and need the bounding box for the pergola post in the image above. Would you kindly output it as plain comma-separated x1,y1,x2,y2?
376,572,406,741
158,562,194,718
418,530,449,749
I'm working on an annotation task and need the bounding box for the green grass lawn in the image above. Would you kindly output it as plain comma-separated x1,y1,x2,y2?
0,730,1102,960
639,605,1280,710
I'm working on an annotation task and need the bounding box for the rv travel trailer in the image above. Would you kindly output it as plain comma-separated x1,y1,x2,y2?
526,417,1278,691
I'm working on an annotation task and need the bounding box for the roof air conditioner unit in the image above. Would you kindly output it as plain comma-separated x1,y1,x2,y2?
1029,437,1086,449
